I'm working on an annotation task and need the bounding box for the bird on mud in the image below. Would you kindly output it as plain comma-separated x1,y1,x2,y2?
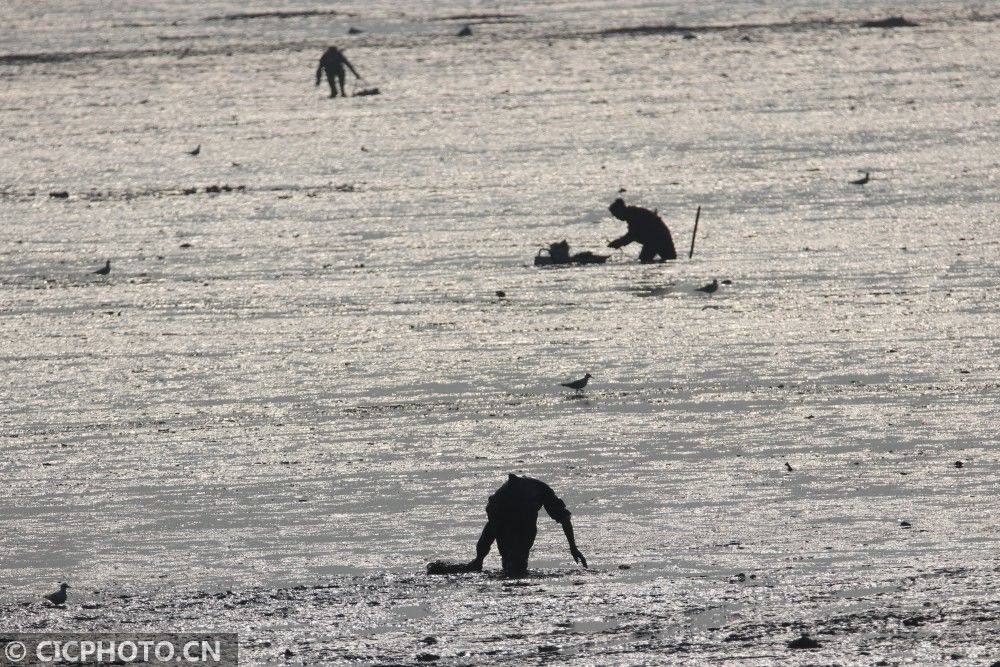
849,171,870,185
188,144,201,156
45,583,70,606
93,260,111,276
561,373,592,393
696,279,718,294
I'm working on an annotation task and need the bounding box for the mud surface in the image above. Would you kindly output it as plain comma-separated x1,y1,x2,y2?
1,0,999,664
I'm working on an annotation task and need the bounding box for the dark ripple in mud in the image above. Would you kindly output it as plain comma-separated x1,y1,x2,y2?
203,9,354,22
585,11,995,39
433,13,530,25
0,182,358,203
0,41,325,67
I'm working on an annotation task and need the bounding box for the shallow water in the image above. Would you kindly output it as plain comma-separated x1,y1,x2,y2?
2,0,999,664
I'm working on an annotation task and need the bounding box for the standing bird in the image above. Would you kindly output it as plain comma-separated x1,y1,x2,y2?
93,260,111,276
850,172,869,185
45,583,70,606
188,144,201,156
696,279,718,294
561,373,592,393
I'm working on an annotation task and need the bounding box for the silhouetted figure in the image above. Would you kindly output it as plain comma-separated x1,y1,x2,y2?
561,373,591,393
45,583,70,606
607,198,677,262
316,46,360,98
93,260,111,276
468,474,586,576
696,278,718,294
850,172,870,185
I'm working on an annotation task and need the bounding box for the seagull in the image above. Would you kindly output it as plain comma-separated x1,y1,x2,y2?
93,260,111,276
696,279,718,294
45,583,70,606
561,373,591,393
188,144,201,156
850,172,869,185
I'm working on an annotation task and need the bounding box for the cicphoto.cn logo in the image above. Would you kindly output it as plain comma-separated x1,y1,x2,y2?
0,634,237,666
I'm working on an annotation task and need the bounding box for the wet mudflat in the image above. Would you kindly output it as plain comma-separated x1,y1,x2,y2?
5,566,1000,664
1,0,999,664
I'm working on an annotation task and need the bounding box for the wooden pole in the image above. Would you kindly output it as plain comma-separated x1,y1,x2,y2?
688,206,701,259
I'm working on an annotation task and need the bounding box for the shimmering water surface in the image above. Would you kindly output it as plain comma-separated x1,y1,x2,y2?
1,1,999,664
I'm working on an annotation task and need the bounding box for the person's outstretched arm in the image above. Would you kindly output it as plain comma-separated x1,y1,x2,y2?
343,55,361,79
561,518,587,567
608,232,634,249
468,521,496,570
540,485,585,567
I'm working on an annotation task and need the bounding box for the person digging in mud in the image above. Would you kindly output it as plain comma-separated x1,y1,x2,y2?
316,46,360,98
467,474,587,576
607,197,677,262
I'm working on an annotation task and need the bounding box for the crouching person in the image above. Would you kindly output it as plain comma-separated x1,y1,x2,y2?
607,197,678,262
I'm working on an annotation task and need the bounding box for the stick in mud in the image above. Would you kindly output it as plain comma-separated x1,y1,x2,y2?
688,205,701,259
